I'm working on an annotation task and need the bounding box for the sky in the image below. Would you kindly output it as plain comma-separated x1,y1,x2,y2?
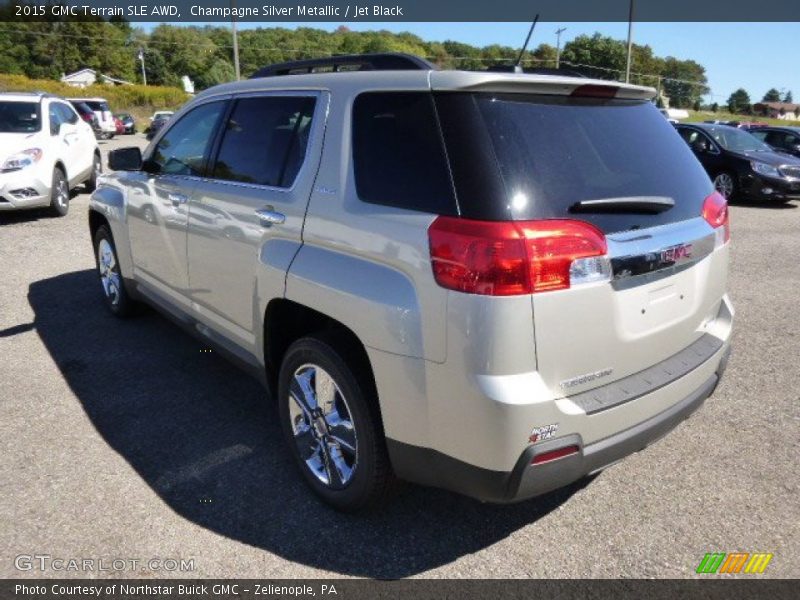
204,21,800,104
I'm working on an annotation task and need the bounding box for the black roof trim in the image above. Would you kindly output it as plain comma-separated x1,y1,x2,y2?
250,53,436,78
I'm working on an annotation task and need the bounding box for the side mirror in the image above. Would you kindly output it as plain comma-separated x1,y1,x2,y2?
50,121,62,136
108,147,143,171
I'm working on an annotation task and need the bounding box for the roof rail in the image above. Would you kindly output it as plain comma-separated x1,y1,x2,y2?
250,52,436,78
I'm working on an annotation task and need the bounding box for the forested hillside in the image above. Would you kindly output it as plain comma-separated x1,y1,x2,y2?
0,18,710,107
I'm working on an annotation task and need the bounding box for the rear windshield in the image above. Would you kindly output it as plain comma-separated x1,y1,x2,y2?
435,93,713,233
84,101,110,112
0,101,41,133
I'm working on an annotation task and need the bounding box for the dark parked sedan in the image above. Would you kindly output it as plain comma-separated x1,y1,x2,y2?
115,113,136,134
145,116,168,141
748,126,800,159
675,123,800,203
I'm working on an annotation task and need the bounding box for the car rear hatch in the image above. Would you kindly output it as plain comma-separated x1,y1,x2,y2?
429,74,730,401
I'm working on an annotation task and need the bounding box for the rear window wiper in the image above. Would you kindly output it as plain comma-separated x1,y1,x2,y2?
569,196,675,214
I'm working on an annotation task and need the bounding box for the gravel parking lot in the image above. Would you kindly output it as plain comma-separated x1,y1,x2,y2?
1,135,798,579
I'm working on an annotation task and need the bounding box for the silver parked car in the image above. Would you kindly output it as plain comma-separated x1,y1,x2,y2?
89,53,733,511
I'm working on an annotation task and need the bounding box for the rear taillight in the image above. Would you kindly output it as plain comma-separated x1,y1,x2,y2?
702,191,730,245
428,217,610,296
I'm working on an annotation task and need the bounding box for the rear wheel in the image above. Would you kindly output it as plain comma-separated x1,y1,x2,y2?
85,153,102,192
48,168,69,217
278,334,396,511
713,172,736,200
93,225,135,317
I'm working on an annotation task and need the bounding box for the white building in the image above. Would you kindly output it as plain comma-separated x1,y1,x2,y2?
60,68,97,88
61,69,133,88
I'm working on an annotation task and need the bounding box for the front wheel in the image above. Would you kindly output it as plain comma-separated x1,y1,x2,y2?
93,225,136,317
48,168,69,217
713,172,737,200
278,335,396,511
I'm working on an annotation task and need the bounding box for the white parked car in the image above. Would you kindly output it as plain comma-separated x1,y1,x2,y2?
149,110,174,122
0,92,100,216
68,96,116,139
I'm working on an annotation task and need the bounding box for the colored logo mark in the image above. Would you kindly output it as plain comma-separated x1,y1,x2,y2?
696,552,773,574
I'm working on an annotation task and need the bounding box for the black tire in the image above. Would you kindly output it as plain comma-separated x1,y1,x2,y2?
278,334,396,512
48,168,69,217
92,225,136,317
84,152,102,192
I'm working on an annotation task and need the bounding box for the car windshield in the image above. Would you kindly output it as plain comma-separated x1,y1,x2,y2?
0,101,41,133
707,126,772,153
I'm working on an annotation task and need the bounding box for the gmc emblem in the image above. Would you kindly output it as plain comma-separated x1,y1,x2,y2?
661,243,693,263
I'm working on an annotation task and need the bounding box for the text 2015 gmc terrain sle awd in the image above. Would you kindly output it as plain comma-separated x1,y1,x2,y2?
89,54,733,512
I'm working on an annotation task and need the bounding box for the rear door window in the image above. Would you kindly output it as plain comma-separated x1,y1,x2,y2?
352,92,457,215
436,93,713,233
55,102,78,125
210,95,316,188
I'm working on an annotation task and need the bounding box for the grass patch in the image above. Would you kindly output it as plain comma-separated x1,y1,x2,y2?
684,110,800,126
0,73,189,119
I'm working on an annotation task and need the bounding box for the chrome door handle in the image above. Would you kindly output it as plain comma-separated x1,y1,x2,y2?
168,193,188,207
255,208,286,226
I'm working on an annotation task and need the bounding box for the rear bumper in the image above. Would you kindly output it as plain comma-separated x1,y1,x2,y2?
387,344,730,503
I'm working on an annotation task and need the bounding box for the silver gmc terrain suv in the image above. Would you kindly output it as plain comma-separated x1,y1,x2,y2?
89,53,733,511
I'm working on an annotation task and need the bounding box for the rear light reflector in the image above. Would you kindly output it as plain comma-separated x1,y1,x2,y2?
531,445,580,465
702,191,730,245
428,217,609,296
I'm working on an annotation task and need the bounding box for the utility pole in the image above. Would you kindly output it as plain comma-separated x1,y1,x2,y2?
555,27,567,69
625,0,635,83
231,0,241,80
138,47,146,86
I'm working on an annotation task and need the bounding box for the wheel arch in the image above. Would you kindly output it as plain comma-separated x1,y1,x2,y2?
263,298,378,401
53,159,68,181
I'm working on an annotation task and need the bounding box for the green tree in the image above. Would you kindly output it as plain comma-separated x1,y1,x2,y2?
784,90,794,103
560,33,627,80
727,88,752,114
762,88,781,102
660,57,709,109
711,102,719,112
531,43,557,69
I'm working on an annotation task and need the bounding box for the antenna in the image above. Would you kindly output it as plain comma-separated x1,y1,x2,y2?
515,14,540,69
485,14,541,73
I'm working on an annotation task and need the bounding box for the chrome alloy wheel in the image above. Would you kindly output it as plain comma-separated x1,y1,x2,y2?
55,178,69,208
97,239,122,307
714,173,734,199
288,364,358,489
